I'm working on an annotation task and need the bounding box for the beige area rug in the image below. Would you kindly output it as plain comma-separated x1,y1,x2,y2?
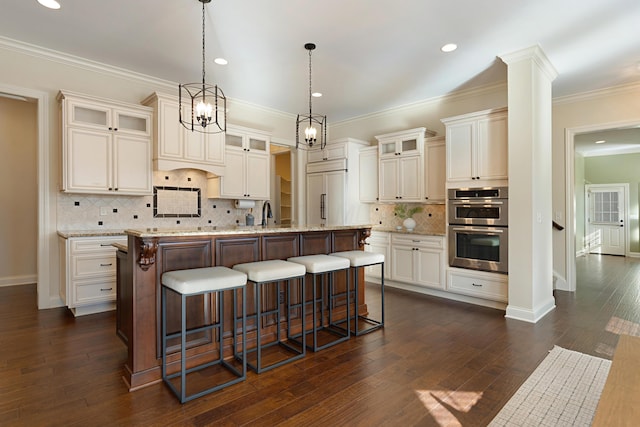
488,346,611,427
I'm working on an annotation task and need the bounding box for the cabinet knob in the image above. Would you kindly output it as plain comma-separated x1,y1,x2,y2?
114,128,118,131
108,127,113,131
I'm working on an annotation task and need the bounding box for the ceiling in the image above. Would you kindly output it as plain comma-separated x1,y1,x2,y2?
575,128,640,157
1,0,639,122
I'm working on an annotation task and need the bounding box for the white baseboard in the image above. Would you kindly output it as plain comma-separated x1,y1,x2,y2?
505,296,556,323
553,271,569,291
0,274,37,287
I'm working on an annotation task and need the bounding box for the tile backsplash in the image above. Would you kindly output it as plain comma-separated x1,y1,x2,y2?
370,203,446,234
57,169,259,231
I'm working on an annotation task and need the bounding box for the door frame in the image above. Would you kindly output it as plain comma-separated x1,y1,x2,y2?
565,119,640,292
584,183,629,256
0,83,53,309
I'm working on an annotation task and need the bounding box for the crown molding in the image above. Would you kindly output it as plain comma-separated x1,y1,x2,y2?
0,36,176,91
332,81,508,127
0,35,295,120
553,80,640,106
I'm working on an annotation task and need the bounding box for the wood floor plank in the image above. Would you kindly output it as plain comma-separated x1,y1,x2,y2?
1,254,639,425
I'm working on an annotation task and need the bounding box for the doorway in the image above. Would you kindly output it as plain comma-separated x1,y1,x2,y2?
565,121,640,292
270,144,294,226
0,85,52,309
585,183,628,256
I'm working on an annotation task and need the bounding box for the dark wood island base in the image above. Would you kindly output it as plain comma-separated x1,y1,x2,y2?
116,225,372,391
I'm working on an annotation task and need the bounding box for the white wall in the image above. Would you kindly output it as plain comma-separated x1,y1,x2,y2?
0,97,37,286
0,39,298,307
552,84,640,284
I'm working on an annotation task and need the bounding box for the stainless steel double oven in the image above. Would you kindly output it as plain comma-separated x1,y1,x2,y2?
448,187,508,274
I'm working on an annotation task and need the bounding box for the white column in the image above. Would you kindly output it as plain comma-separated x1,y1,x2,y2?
500,45,558,323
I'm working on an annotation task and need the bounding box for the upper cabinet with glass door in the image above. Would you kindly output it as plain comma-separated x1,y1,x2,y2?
377,128,430,158
65,97,151,137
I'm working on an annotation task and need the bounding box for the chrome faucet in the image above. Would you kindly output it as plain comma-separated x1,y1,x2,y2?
261,201,273,227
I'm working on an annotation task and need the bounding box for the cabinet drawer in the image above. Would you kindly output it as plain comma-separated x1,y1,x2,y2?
447,269,507,302
72,254,117,279
74,280,116,305
391,233,443,249
71,236,126,253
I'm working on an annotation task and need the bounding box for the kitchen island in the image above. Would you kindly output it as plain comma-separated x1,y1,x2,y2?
117,225,372,391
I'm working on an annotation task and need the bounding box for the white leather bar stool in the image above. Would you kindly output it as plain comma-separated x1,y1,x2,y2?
330,250,385,336
287,254,351,351
232,260,306,373
161,266,247,404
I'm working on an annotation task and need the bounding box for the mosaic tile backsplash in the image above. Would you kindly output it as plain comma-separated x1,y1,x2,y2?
369,203,446,234
57,168,446,233
57,169,260,231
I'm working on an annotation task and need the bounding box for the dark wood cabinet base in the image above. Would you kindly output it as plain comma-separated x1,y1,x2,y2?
117,227,370,391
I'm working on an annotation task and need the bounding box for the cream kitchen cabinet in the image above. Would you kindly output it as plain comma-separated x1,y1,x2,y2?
208,124,270,200
424,136,446,202
442,107,508,187
446,267,508,302
59,235,127,316
306,138,370,226
58,91,152,195
307,167,346,226
378,155,422,202
307,142,348,163
390,233,444,290
364,231,390,279
376,128,428,202
142,92,225,176
358,145,378,203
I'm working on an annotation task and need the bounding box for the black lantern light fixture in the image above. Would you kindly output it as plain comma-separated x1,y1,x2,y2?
179,0,226,134
296,43,326,150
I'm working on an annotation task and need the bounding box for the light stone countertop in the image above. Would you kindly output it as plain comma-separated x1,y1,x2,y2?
57,229,126,238
372,226,446,237
124,224,373,238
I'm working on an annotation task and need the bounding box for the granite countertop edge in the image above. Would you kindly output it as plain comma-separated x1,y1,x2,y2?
372,227,446,236
125,224,373,237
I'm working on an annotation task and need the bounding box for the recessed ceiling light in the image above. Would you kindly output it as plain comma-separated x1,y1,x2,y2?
441,43,457,53
214,58,228,65
37,0,61,9
595,140,606,144
312,92,322,98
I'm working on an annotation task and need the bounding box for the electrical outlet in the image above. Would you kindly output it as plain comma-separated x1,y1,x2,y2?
99,207,109,216
279,290,285,304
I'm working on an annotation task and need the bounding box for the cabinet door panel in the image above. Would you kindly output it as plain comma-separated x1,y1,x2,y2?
399,156,421,201
306,173,325,225
205,132,225,164
158,101,183,159
220,150,245,198
245,153,269,199
114,135,151,194
184,126,206,161
477,116,508,180
391,245,413,283
415,249,443,289
67,127,111,191
425,140,446,201
379,158,399,202
325,171,346,226
446,122,474,181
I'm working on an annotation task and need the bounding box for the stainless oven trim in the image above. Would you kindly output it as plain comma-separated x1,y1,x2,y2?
447,200,509,227
448,225,508,274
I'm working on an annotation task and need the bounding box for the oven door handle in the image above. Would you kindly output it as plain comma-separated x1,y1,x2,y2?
450,201,504,206
451,227,505,233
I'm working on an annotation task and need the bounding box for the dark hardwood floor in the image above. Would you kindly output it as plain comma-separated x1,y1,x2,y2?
2,254,639,426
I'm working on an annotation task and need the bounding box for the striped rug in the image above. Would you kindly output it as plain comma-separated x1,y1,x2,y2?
489,346,611,426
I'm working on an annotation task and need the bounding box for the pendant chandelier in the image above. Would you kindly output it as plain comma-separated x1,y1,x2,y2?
296,43,327,150
179,0,226,134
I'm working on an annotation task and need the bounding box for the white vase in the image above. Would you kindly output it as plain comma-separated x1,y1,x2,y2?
403,217,416,232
